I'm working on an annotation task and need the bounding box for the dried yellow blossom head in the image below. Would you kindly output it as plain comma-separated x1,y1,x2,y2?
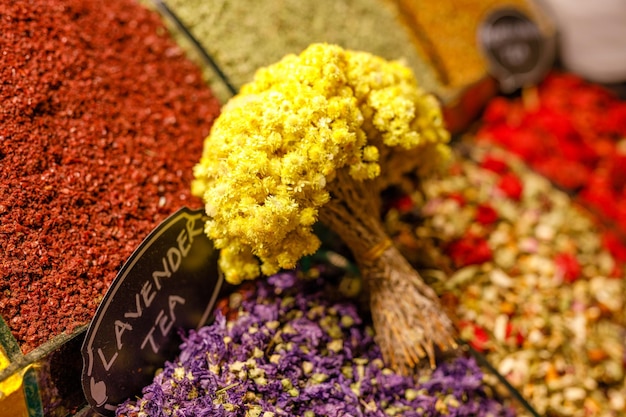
192,43,450,284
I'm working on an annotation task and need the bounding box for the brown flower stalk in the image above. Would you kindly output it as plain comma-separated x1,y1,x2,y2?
320,169,457,372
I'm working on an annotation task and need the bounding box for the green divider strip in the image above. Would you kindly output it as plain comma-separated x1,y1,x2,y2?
0,314,22,361
23,367,43,417
462,340,541,417
0,315,44,416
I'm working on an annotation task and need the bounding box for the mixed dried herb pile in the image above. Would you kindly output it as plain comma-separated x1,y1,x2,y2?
386,145,626,416
476,71,626,256
0,0,220,352
116,270,515,416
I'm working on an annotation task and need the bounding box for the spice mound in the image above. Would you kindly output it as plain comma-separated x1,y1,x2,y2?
0,0,220,352
164,0,441,103
116,270,515,416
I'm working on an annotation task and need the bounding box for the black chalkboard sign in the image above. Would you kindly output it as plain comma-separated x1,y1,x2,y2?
478,8,556,93
81,207,223,416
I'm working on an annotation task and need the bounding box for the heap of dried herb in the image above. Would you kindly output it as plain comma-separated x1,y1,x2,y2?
476,71,626,255
161,0,441,102
385,145,626,416
116,269,516,416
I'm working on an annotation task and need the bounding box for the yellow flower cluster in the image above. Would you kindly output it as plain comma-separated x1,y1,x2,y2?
192,43,450,284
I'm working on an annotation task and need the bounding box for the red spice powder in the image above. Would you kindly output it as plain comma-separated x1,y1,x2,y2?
0,0,220,352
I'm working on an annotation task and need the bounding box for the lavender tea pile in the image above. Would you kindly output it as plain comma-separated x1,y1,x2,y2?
116,270,515,416
386,145,626,416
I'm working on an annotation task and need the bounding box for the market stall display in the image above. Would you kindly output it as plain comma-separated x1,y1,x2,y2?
2,0,626,415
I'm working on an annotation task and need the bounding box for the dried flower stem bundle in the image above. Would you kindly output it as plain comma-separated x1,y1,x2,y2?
320,169,456,372
192,43,457,372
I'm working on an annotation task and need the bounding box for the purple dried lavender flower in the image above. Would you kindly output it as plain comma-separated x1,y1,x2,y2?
116,269,516,417
267,271,298,290
252,303,279,322
288,317,325,346
423,356,484,395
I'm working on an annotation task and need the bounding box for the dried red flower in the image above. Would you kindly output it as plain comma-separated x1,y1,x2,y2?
480,155,510,175
477,70,626,251
554,252,581,283
390,195,415,213
458,320,490,353
475,203,499,225
448,192,467,207
496,173,524,201
447,233,492,267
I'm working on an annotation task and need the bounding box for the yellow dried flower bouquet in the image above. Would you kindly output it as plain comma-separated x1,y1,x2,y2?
192,43,456,373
